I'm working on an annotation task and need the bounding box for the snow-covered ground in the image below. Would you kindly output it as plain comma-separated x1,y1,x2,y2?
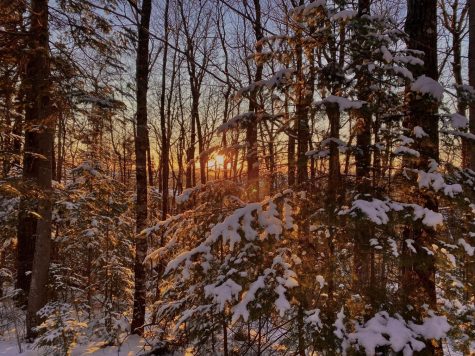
0,335,148,356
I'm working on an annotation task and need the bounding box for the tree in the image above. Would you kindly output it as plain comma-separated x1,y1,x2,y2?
403,0,441,352
160,0,171,220
178,0,214,187
470,0,475,170
352,0,375,312
246,0,263,201
131,0,152,336
439,0,469,167
20,0,54,339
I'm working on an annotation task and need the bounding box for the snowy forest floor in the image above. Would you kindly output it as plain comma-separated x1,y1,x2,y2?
0,334,149,355
0,333,470,356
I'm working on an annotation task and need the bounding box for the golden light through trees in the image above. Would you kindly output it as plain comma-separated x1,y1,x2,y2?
207,154,225,169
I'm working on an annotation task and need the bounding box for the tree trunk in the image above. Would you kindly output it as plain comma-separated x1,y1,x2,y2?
287,99,296,187
131,0,152,336
452,28,469,167
326,105,341,206
160,0,170,219
147,134,154,186
470,0,475,170
20,0,53,339
353,0,374,311
295,0,315,187
194,95,206,185
403,1,440,353
247,0,263,201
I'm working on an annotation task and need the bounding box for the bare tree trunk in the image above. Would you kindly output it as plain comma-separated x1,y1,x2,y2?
287,98,296,187
470,0,475,170
217,5,231,181
56,111,64,182
2,80,13,177
131,0,152,335
295,0,315,188
160,0,171,219
147,135,153,186
247,0,263,201
195,97,206,185
440,0,469,167
186,117,196,188
453,29,469,166
21,0,54,339
326,105,341,206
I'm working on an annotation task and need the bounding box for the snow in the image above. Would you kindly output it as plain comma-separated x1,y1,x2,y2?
217,112,255,132
344,198,391,225
232,275,266,322
163,244,211,276
393,54,424,66
414,126,428,138
391,65,414,80
399,135,414,146
0,335,147,356
305,148,329,158
236,68,295,96
305,309,322,330
412,205,443,228
347,312,450,355
450,113,468,130
72,161,101,177
272,256,299,317
416,169,463,198
442,127,475,141
176,186,197,204
380,45,393,63
408,312,451,340
315,95,365,111
204,278,242,311
205,202,261,249
283,201,294,230
274,284,291,317
405,239,417,253
331,9,357,21
316,275,325,289
349,312,425,355
290,0,326,17
259,68,295,88
458,238,474,256
341,198,444,228
394,146,420,157
388,238,399,257
411,75,444,101
333,310,346,338
306,137,348,157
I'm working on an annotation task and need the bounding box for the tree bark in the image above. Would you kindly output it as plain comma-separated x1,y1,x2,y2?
403,1,440,353
160,0,170,219
326,105,341,206
247,0,263,201
295,0,315,187
131,0,152,336
20,0,54,339
353,0,374,310
287,97,296,187
470,0,475,170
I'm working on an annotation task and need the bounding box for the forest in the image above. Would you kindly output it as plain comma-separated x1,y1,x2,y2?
0,0,474,355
